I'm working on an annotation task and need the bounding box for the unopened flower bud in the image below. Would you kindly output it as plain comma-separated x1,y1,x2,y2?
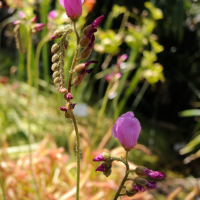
65,111,71,118
93,152,111,162
83,25,92,35
80,35,95,59
135,167,165,179
66,102,76,110
51,43,60,54
95,162,111,173
59,88,68,93
51,30,64,40
60,107,67,112
65,93,73,100
53,71,59,78
54,77,60,84
63,39,69,50
103,167,111,177
134,177,148,188
52,54,59,63
74,60,98,73
80,29,97,47
51,63,59,71
30,16,37,23
73,69,93,85
126,183,138,197
19,11,26,19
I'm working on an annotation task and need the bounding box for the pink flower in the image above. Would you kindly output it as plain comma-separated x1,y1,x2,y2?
135,167,165,179
48,10,57,19
59,0,84,21
30,16,37,23
19,11,26,19
117,54,128,67
112,112,141,150
93,152,111,162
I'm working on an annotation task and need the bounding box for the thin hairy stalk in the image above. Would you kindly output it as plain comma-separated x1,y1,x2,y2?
113,151,129,200
118,10,130,36
35,33,51,91
67,22,81,200
67,23,81,93
70,111,81,200
26,26,42,200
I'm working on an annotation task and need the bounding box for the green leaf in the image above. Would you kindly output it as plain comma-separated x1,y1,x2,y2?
179,109,200,117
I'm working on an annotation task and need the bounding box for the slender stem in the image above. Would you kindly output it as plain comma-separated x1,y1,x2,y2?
113,151,129,200
67,22,81,200
67,23,80,93
35,33,51,91
26,26,42,200
118,10,130,36
70,111,80,200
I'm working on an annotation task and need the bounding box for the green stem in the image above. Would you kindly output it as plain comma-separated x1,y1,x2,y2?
67,22,81,200
35,33,51,91
118,10,129,36
113,151,129,200
26,26,42,200
70,111,80,200
0,159,6,200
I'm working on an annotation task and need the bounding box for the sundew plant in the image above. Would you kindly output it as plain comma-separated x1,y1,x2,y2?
49,0,165,199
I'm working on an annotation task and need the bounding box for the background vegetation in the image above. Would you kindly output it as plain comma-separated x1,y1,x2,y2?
0,0,200,199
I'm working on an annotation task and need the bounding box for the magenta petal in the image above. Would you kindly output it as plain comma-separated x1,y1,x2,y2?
146,181,156,189
93,153,105,162
112,112,141,149
59,0,65,8
145,169,165,179
133,185,146,192
60,107,67,112
95,164,107,172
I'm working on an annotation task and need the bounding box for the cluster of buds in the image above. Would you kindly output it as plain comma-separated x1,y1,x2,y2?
13,11,45,52
126,167,165,196
79,15,104,59
51,26,73,93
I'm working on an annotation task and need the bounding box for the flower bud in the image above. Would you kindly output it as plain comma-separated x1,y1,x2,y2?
79,37,91,48
133,177,147,188
63,39,69,50
30,16,37,23
74,60,98,73
80,35,95,59
95,162,111,172
65,93,73,100
60,107,67,112
103,167,112,177
73,69,93,85
65,111,71,118
126,183,138,197
93,152,111,162
83,25,92,35
54,77,60,84
132,184,146,192
53,71,59,78
51,43,60,54
59,88,68,93
51,63,59,71
52,54,59,63
51,30,64,40
135,167,165,179
66,102,76,110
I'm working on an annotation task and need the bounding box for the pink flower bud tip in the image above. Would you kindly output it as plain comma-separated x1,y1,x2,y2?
85,60,98,67
60,107,67,112
93,152,111,162
133,185,146,192
48,10,57,19
31,16,37,23
95,164,107,172
34,23,46,28
19,11,26,19
51,36,56,40
66,93,73,99
136,167,165,179
92,15,104,28
146,181,156,189
112,112,141,150
59,0,84,21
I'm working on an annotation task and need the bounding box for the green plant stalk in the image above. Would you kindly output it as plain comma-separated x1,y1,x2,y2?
26,26,42,200
118,67,143,114
67,22,81,200
35,33,51,91
18,52,25,82
113,151,129,200
40,0,50,92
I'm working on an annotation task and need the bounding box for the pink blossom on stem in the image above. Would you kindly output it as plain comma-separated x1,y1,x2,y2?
117,54,128,67
31,16,37,23
135,167,165,179
19,11,26,19
66,93,73,99
112,112,141,150
92,15,104,29
48,10,57,19
60,107,67,112
93,152,111,162
59,0,84,21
